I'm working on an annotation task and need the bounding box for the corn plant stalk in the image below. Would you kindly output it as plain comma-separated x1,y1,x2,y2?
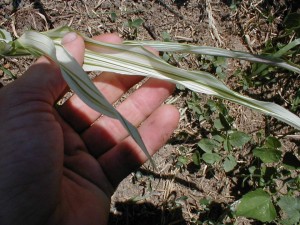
1,26,300,163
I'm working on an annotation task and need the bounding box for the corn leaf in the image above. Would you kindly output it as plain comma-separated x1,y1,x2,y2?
253,38,300,75
123,40,300,74
1,26,300,164
76,34,300,130
0,29,13,55
15,30,155,167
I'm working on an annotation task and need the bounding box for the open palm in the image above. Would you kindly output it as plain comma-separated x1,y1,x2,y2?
0,33,179,225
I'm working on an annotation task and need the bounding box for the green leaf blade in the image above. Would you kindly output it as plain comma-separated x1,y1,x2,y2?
282,152,300,170
192,151,201,166
198,138,220,153
265,136,281,149
278,196,300,225
223,155,237,172
253,148,282,163
229,131,251,147
202,152,222,164
236,189,277,222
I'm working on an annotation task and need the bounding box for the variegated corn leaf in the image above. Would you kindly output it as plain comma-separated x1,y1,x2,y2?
0,29,13,55
123,40,300,74
81,38,300,130
2,29,155,167
46,27,300,130
1,26,300,164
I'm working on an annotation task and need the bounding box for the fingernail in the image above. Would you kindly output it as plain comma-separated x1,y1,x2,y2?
62,32,77,45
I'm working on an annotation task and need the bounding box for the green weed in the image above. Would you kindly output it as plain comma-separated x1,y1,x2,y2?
123,18,144,39
187,94,251,173
185,87,299,224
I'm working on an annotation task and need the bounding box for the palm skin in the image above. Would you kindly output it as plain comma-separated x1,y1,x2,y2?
0,33,179,225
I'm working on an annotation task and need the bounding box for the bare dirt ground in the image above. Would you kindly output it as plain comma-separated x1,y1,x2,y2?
1,0,299,224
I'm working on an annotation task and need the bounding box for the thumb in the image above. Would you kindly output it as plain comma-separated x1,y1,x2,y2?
61,32,85,65
8,32,85,104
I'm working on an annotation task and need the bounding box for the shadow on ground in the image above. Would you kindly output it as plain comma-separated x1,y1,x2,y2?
109,201,186,225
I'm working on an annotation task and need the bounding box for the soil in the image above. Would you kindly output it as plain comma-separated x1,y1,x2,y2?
0,0,299,224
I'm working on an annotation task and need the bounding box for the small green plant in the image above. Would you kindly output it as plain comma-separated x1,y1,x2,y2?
232,134,300,223
198,55,227,80
186,90,299,224
161,31,171,42
232,69,253,90
247,12,300,86
110,12,117,23
159,32,189,67
187,94,251,172
123,18,144,39
291,89,300,112
228,0,241,11
0,64,17,80
251,38,300,82
175,146,190,169
278,196,300,225
235,189,277,222
253,136,282,163
284,12,300,37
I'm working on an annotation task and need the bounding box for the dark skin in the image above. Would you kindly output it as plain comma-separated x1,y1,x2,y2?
0,32,179,225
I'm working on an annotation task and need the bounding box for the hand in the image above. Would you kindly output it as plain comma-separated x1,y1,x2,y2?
0,32,179,225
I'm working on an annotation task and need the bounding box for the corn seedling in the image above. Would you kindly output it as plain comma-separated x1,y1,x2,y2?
1,26,300,166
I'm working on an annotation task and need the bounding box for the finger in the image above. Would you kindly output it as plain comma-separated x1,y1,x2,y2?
98,105,179,188
58,72,143,132
7,32,85,105
61,32,85,65
58,33,144,132
58,33,161,133
82,78,175,157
